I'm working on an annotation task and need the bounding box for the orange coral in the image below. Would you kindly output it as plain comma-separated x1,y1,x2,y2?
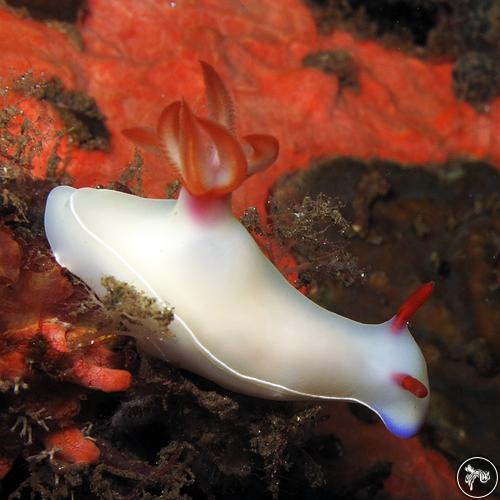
44,427,100,464
0,318,131,474
0,224,131,477
38,320,133,393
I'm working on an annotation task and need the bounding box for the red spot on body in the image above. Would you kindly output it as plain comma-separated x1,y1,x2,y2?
392,373,428,398
182,189,231,223
392,282,435,333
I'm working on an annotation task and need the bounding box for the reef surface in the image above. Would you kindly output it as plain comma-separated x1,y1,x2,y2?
0,0,499,498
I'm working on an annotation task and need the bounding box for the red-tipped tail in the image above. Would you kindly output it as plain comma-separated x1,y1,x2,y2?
391,281,434,333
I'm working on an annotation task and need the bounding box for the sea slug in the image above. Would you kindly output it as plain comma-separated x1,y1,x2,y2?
44,62,432,438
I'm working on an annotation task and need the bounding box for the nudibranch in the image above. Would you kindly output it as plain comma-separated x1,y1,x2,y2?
44,62,433,438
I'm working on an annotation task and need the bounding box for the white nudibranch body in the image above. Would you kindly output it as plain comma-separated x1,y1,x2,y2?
44,62,432,439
